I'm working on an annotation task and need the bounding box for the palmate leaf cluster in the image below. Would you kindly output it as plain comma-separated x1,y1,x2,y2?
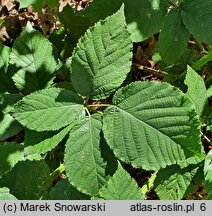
0,0,212,200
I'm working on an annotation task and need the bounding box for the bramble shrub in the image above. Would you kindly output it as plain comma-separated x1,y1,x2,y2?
0,0,212,200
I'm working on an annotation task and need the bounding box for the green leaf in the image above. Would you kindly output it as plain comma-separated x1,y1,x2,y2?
181,0,212,45
98,162,144,200
100,135,118,176
204,150,212,199
207,85,212,98
9,22,57,94
13,88,84,131
0,160,51,199
207,115,212,131
0,44,14,93
24,123,74,155
46,0,58,8
0,142,24,177
154,160,204,200
159,8,190,64
80,0,123,23
103,82,203,170
48,179,90,200
18,0,58,11
71,5,132,99
64,116,107,196
140,171,157,196
80,0,169,42
59,5,93,40
0,187,17,200
184,66,208,118
192,51,212,71
124,0,169,42
0,93,23,140
0,45,18,93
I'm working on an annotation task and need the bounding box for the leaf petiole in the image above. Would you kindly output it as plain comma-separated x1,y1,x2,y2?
50,163,65,180
87,104,110,108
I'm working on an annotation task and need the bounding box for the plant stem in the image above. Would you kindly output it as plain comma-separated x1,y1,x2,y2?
84,107,91,116
50,163,65,180
133,63,168,78
201,123,207,127
169,0,178,7
84,96,90,106
201,132,212,145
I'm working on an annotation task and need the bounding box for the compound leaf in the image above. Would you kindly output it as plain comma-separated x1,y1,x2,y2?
103,82,202,170
98,162,144,200
0,187,17,200
9,22,57,94
71,5,132,99
13,88,84,131
64,115,107,196
184,66,208,118
181,0,212,45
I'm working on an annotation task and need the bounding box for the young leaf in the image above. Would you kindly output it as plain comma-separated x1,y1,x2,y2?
154,160,204,200
0,93,23,140
98,162,144,200
103,82,202,170
181,0,212,45
64,116,107,196
71,5,132,99
48,179,90,200
204,150,212,199
159,8,190,64
0,187,17,200
24,123,75,155
0,159,51,199
13,88,85,132
9,22,57,94
184,66,208,118
0,142,24,177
